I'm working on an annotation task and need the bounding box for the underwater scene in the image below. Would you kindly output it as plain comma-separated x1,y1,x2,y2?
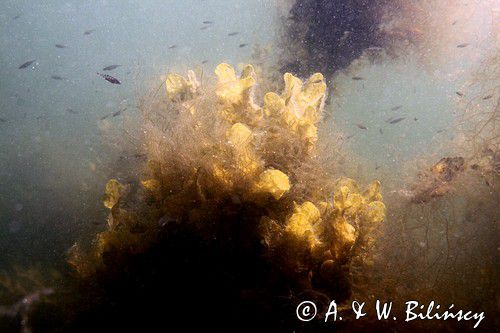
0,0,498,332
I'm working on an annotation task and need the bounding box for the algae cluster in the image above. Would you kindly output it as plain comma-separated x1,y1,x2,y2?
60,63,386,330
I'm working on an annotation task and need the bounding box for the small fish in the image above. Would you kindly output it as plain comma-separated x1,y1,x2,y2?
168,44,177,49
455,91,464,97
51,75,65,80
201,60,208,64
18,60,36,69
114,107,128,117
200,26,209,30
55,44,67,48
239,43,248,48
228,32,239,36
100,114,110,120
452,20,457,25
482,95,492,100
352,76,364,80
414,117,418,121
203,21,214,24
103,64,121,71
456,43,469,48
436,129,445,133
379,128,383,134
391,105,402,111
112,107,127,117
83,29,95,35
97,72,121,84
0,117,6,123
389,117,405,124
66,108,78,114
375,165,380,170
356,124,368,130
13,14,21,20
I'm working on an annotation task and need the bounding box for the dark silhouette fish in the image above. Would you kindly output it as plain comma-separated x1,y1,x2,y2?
200,26,209,30
51,75,65,80
379,128,383,134
84,29,95,35
456,91,464,97
18,60,36,69
66,108,78,114
0,117,6,123
482,95,492,100
202,60,208,64
112,107,127,117
103,65,121,71
239,43,248,48
352,76,364,80
168,44,177,49
389,117,405,124
391,105,402,111
457,43,469,48
356,124,367,130
55,44,67,48
228,32,239,36
13,14,21,20
203,21,214,24
97,73,121,84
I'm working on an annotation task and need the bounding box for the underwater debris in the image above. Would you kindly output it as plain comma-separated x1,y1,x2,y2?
0,288,54,333
408,157,466,203
0,266,60,333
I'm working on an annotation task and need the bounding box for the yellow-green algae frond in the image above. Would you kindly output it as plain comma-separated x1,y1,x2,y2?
69,63,385,300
